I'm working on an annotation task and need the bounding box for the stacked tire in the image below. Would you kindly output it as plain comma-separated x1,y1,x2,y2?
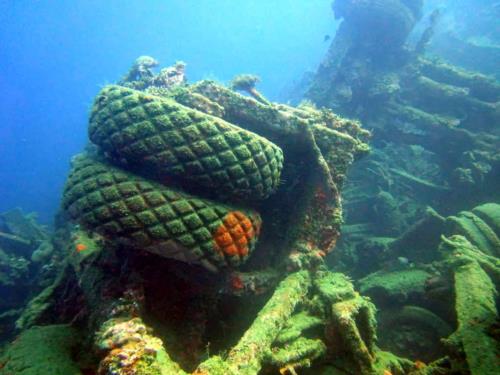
63,85,284,271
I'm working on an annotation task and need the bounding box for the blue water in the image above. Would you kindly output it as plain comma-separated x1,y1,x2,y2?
0,0,334,224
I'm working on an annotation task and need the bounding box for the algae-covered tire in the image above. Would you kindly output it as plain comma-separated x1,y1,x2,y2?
472,203,500,240
88,85,284,200
62,155,262,271
378,305,452,362
445,207,500,257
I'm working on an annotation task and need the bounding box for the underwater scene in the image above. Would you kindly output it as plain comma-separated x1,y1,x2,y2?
0,1,498,374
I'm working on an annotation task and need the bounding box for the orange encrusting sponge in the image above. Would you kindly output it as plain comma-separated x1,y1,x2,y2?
213,211,258,257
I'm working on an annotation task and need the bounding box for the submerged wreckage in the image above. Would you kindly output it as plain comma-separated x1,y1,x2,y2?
0,53,497,375
1,1,499,374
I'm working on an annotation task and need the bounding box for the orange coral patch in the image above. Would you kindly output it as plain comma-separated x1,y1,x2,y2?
213,211,258,258
231,274,244,290
224,213,239,227
75,243,87,252
225,245,239,256
217,232,233,247
237,236,248,247
240,220,252,231
229,225,245,238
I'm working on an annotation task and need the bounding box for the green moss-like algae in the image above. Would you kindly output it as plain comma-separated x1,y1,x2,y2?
446,210,500,256
195,271,311,375
89,85,284,200
0,325,82,375
15,266,68,330
441,235,499,375
274,311,323,345
266,337,326,368
359,269,431,301
451,260,498,374
473,203,500,236
372,349,414,375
